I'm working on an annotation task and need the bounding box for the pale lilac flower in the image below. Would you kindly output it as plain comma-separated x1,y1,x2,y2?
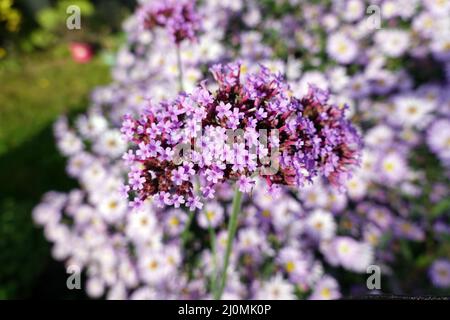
429,259,450,288
309,276,341,300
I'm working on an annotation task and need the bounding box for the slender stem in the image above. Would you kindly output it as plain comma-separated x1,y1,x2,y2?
176,45,184,92
207,219,218,297
215,186,243,300
181,210,195,248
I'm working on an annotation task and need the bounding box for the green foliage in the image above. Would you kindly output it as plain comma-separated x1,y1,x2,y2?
0,47,110,298
0,45,110,155
36,7,60,31
36,0,94,31
6,0,132,54
27,0,95,49
431,199,450,219
28,28,56,48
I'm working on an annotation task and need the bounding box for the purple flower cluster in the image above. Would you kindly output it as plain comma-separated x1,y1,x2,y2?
137,0,201,44
122,62,361,209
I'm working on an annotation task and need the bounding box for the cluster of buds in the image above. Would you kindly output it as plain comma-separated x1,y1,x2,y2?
121,62,362,210
137,0,201,44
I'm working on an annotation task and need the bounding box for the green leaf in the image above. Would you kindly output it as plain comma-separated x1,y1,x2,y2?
400,240,413,261
29,30,56,48
431,199,450,219
36,8,60,30
60,0,95,16
416,255,433,268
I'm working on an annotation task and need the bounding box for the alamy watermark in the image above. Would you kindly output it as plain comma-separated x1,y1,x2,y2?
66,264,81,290
66,5,81,30
171,125,281,176
366,264,381,290
366,5,382,30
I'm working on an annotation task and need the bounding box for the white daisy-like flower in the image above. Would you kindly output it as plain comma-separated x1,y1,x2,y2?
424,0,450,16
378,151,408,184
405,0,421,17
341,0,365,22
243,6,261,27
116,49,135,68
107,282,127,300
413,12,436,38
327,32,359,64
73,204,94,225
430,36,450,61
321,13,339,31
301,182,329,208
125,206,158,242
382,0,400,18
130,287,157,300
363,225,382,247
98,193,127,223
94,129,127,158
76,114,108,139
309,275,341,300
138,251,168,285
256,274,295,300
305,209,336,241
365,125,394,148
334,237,374,273
295,71,329,97
285,56,303,81
237,227,264,252
392,94,435,128
86,277,105,298
57,132,83,156
375,29,411,58
345,173,368,200
197,201,224,228
327,67,349,92
427,118,450,165
80,162,107,189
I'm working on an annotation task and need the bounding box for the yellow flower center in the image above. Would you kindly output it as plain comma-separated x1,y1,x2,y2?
407,105,418,115
314,221,324,230
285,261,295,273
206,211,215,221
383,161,395,172
241,64,248,75
169,216,179,226
308,193,318,202
108,201,118,210
262,209,271,218
148,260,158,270
107,139,117,148
401,223,412,233
337,43,348,54
438,269,448,277
321,288,331,299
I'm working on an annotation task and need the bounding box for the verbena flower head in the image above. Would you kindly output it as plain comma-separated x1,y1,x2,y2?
121,62,362,210
137,0,201,44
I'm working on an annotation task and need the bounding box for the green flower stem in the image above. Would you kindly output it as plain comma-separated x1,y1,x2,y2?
215,186,243,300
181,210,195,248
207,220,218,296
